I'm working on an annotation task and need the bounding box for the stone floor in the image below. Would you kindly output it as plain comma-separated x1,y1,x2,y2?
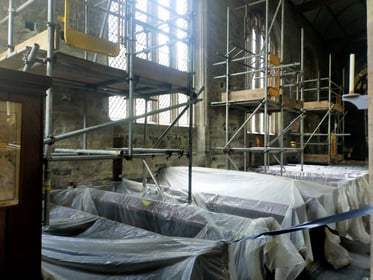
298,236,370,280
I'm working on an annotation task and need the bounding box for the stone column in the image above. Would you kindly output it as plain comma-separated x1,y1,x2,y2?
194,0,208,166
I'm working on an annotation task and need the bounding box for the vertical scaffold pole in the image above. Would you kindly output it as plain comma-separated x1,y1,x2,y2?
280,0,285,175
225,6,230,169
126,0,135,159
43,0,55,228
7,0,14,54
263,0,269,172
187,0,195,204
300,27,304,171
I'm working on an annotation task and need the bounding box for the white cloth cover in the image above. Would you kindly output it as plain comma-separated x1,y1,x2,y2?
48,187,305,280
262,164,370,243
156,166,358,262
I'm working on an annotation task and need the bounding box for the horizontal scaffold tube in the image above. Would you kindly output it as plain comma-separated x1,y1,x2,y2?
44,98,201,145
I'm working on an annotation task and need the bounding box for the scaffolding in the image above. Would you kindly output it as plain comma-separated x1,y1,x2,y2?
210,0,304,173
301,54,346,164
210,0,346,173
0,0,198,225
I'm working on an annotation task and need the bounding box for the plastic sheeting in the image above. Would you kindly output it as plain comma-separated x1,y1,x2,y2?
156,166,367,262
259,163,369,184
260,164,370,244
49,187,305,280
42,204,231,279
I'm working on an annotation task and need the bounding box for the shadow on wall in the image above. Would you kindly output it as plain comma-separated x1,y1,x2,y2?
344,103,367,161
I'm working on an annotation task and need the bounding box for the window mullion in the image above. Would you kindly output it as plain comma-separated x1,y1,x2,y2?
150,0,158,63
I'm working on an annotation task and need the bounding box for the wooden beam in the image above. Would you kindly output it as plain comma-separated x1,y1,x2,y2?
133,57,189,90
0,29,49,60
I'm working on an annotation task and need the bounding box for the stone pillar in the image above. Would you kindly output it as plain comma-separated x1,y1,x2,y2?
194,0,208,165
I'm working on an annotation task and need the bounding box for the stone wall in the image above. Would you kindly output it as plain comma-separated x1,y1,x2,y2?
0,0,340,185
0,1,192,187
204,0,331,169
49,86,192,187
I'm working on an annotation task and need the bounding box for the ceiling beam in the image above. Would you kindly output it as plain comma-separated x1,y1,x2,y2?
295,0,340,12
323,5,348,38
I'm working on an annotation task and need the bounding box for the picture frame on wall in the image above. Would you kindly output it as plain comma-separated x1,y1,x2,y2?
0,101,22,207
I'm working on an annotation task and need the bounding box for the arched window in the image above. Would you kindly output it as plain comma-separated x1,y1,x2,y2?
108,0,190,127
246,12,279,135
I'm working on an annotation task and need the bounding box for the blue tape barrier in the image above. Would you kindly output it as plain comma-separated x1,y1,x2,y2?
233,205,373,242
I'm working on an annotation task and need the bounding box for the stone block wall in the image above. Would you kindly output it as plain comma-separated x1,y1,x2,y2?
0,1,192,187
49,86,192,187
0,0,337,184
204,0,331,169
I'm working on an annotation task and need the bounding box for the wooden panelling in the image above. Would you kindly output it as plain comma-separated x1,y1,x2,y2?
0,68,52,278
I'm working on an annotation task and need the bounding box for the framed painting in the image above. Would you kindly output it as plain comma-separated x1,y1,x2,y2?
0,101,22,207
